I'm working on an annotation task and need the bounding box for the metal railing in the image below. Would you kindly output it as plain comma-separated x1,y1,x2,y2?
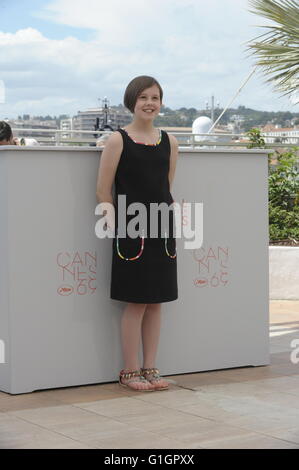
11,128,299,150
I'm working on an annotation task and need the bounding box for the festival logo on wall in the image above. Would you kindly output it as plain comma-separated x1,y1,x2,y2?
57,251,97,296
181,198,229,288
192,246,229,288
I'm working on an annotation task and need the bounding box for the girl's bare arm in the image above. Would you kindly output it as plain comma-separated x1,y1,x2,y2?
96,132,123,229
96,131,123,204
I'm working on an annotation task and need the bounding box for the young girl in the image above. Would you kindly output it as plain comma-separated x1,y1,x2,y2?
96,76,179,391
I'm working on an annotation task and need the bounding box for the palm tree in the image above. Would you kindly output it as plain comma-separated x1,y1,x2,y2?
245,0,299,99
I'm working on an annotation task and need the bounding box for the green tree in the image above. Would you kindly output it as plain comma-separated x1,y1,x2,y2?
246,127,266,148
268,147,299,242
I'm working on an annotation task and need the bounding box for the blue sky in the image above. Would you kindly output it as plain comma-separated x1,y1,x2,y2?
0,0,92,40
0,0,298,118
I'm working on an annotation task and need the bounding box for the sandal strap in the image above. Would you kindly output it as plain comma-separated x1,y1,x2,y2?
141,368,161,379
141,368,169,389
119,369,148,383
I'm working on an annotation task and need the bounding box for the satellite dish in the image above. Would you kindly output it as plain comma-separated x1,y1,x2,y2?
192,115,230,147
192,116,214,143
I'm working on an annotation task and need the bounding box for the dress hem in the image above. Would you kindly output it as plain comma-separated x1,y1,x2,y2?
110,295,178,304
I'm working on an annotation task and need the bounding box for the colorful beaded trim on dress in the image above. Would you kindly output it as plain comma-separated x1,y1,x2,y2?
122,128,162,146
116,230,145,261
116,230,176,260
164,231,177,259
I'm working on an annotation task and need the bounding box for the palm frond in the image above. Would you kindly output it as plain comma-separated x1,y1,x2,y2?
245,0,299,98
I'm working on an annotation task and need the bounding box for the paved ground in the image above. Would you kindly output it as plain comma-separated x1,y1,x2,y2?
0,300,299,449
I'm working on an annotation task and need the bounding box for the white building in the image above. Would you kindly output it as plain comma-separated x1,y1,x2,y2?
73,107,132,138
60,118,74,139
261,124,299,145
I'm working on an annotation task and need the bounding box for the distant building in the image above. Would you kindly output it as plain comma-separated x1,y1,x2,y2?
261,124,299,145
60,118,74,139
229,114,245,132
230,114,245,124
9,117,57,143
72,106,132,138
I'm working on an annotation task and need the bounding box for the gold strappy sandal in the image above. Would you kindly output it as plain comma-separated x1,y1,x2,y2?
119,369,155,392
140,368,169,391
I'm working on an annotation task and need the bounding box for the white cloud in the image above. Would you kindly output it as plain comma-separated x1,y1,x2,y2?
37,0,256,50
38,0,194,45
0,0,296,117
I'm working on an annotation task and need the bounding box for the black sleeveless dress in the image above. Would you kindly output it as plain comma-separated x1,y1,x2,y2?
110,127,178,304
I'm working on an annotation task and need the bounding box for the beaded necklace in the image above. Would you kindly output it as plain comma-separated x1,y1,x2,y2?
122,128,162,146
116,230,176,261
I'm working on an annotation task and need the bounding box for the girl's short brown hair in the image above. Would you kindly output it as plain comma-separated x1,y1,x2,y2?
124,76,163,113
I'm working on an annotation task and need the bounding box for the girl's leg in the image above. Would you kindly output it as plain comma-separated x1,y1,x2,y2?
121,302,146,370
141,303,162,369
141,303,170,389
120,302,154,390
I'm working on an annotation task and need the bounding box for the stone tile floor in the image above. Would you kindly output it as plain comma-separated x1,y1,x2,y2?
0,300,299,449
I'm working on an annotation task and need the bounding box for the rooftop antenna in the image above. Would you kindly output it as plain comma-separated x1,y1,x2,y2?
205,95,220,124
95,97,113,135
101,97,110,127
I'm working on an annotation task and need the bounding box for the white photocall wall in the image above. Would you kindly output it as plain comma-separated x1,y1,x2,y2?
0,146,270,394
